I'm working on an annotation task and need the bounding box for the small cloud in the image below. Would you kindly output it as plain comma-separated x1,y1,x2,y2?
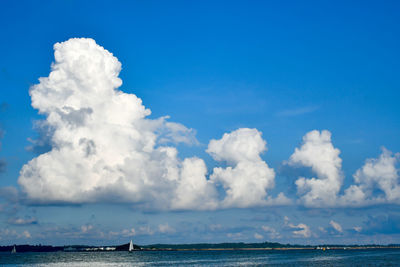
284,216,311,238
0,229,31,240
284,216,290,225
227,232,244,240
261,225,281,239
121,228,136,237
254,233,263,240
8,217,38,225
318,226,327,233
81,224,93,233
276,106,319,117
290,223,311,238
353,226,362,233
158,223,176,234
330,220,343,233
22,230,31,238
138,226,154,235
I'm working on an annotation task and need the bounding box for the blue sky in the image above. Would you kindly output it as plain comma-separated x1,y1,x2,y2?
0,0,400,246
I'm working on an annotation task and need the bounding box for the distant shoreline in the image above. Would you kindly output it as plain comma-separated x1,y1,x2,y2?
164,246,400,251
2,242,400,253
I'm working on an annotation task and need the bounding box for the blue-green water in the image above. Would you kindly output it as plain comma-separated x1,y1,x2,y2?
1,249,400,266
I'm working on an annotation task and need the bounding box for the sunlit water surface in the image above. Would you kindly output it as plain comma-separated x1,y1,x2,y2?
1,249,400,266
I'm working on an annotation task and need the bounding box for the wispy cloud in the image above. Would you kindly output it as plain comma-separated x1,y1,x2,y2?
330,220,343,233
0,229,31,240
8,217,38,226
254,233,263,240
261,225,281,239
227,232,244,240
158,223,176,234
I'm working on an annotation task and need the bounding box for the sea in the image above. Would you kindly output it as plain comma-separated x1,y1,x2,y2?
1,249,400,266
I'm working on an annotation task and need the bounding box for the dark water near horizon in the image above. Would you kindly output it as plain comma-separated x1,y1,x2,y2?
1,249,400,266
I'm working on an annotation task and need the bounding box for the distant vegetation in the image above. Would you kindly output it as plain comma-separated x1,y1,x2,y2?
0,244,63,252
142,242,308,250
115,243,141,251
1,242,399,252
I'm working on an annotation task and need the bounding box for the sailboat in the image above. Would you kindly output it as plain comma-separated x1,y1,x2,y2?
11,245,16,254
128,240,133,252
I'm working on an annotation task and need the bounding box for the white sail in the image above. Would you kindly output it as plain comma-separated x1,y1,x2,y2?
11,245,16,253
129,240,133,252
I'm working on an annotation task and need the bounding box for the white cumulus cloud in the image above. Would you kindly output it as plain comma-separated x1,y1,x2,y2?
341,147,400,206
207,128,267,164
288,131,400,208
207,128,284,208
171,157,218,210
18,38,287,211
18,38,215,210
288,130,343,207
19,38,398,211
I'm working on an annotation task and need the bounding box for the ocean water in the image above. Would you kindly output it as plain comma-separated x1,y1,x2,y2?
1,249,400,266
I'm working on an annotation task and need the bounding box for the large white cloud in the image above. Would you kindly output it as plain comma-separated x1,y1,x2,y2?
341,148,400,205
288,130,343,207
207,128,267,165
17,38,398,212
18,38,215,210
207,128,288,208
288,130,400,208
171,157,218,210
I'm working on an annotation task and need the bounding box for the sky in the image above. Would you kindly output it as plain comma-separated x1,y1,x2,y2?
0,0,400,246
